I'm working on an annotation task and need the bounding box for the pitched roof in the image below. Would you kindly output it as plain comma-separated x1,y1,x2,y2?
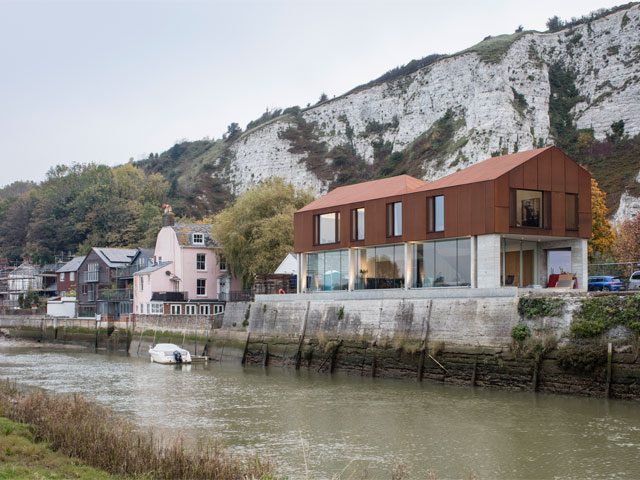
296,147,560,212
170,224,218,248
296,175,428,212
93,247,137,268
134,261,173,275
56,256,86,273
415,147,554,191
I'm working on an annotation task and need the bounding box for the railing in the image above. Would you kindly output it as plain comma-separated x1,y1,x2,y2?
115,264,147,278
151,291,188,302
219,290,253,302
83,271,99,283
97,288,133,301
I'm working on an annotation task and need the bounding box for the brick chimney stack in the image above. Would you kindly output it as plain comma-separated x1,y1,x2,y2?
162,204,175,227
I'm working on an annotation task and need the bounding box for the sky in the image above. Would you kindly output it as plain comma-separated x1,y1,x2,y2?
0,0,627,187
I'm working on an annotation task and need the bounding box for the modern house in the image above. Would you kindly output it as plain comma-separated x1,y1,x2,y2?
56,256,85,296
293,146,591,292
76,247,137,318
133,208,240,315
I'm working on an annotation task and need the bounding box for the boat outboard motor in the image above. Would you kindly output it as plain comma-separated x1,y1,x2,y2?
173,350,182,363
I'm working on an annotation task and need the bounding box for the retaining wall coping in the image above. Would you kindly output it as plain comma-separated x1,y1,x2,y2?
256,287,518,303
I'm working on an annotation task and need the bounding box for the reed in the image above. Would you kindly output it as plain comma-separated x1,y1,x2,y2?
0,381,278,479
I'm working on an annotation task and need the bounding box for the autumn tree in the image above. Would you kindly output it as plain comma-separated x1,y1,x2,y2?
614,212,640,262
211,178,313,288
589,178,615,261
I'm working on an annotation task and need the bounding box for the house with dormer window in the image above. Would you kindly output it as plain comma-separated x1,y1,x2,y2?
133,207,241,315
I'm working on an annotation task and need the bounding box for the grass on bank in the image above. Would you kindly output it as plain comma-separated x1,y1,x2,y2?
0,381,279,480
0,417,115,480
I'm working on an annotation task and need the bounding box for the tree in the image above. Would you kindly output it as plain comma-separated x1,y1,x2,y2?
317,93,328,104
614,211,640,262
589,178,615,261
212,178,314,288
223,123,241,141
546,16,563,31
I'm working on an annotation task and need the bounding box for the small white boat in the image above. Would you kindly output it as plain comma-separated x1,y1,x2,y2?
149,343,192,364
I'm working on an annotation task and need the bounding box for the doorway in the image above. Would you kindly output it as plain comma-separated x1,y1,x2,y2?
501,239,538,287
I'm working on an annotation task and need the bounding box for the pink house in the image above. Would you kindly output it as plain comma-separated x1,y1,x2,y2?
133,210,241,315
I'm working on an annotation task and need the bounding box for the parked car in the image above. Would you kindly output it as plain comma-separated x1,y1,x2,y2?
588,276,626,292
628,271,640,291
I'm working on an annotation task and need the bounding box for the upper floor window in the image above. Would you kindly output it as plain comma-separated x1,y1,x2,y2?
60,272,65,282
351,208,365,241
511,190,544,228
427,195,444,232
314,212,340,245
387,202,402,237
566,194,578,231
139,277,144,291
193,233,204,245
70,272,74,282
196,253,206,271
197,278,206,296
219,255,227,271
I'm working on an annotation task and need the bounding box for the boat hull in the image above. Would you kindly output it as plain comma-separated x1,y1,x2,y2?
149,344,192,364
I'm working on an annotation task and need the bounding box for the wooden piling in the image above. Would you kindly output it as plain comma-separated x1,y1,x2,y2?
241,332,251,365
370,342,377,377
606,342,613,398
532,355,542,392
471,357,478,386
417,300,432,382
263,342,269,367
329,340,343,374
295,301,310,370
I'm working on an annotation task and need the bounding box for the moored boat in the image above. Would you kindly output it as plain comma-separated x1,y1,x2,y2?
149,343,192,364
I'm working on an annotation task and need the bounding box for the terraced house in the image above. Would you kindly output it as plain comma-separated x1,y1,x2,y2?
294,147,591,292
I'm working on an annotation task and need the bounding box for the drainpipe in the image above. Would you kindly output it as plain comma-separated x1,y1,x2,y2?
470,236,477,288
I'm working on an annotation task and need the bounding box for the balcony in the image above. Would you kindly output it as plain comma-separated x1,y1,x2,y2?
83,271,99,283
98,288,133,301
115,264,146,279
151,291,188,302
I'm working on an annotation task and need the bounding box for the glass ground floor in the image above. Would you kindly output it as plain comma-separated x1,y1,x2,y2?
300,235,588,292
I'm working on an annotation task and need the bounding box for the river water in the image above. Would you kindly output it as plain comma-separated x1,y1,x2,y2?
0,342,639,479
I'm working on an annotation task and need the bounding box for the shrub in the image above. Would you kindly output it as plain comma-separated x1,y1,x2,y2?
622,295,640,335
571,296,622,338
518,297,565,319
0,382,275,479
511,323,531,342
556,343,607,374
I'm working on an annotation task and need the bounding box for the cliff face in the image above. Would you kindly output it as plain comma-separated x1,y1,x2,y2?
220,4,640,220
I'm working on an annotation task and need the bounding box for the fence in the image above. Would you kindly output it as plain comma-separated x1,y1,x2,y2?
588,262,640,280
219,290,253,302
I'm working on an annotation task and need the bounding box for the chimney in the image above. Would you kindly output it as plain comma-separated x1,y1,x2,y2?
162,204,175,227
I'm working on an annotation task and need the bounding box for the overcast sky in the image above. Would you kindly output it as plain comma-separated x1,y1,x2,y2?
0,0,625,187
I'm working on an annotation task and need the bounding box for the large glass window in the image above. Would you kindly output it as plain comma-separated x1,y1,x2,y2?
386,202,402,237
428,196,444,232
314,212,340,245
512,190,543,228
351,208,365,241
566,194,578,230
196,253,206,271
411,238,471,288
306,249,349,291
196,278,206,296
355,244,404,289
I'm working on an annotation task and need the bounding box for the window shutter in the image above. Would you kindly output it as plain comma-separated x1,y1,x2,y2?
544,191,551,229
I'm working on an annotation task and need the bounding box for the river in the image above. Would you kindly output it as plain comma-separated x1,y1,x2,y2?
0,342,639,479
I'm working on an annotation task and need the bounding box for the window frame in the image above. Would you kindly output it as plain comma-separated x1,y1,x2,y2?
313,211,341,245
192,233,204,245
510,189,549,229
196,278,206,296
427,195,445,233
170,304,182,315
386,202,402,237
199,304,210,315
219,255,227,272
350,207,365,241
196,253,206,271
60,272,65,282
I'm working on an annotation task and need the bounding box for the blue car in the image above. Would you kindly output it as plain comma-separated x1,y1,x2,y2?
588,276,626,291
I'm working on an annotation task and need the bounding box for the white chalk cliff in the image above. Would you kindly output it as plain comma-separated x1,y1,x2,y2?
220,5,640,219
